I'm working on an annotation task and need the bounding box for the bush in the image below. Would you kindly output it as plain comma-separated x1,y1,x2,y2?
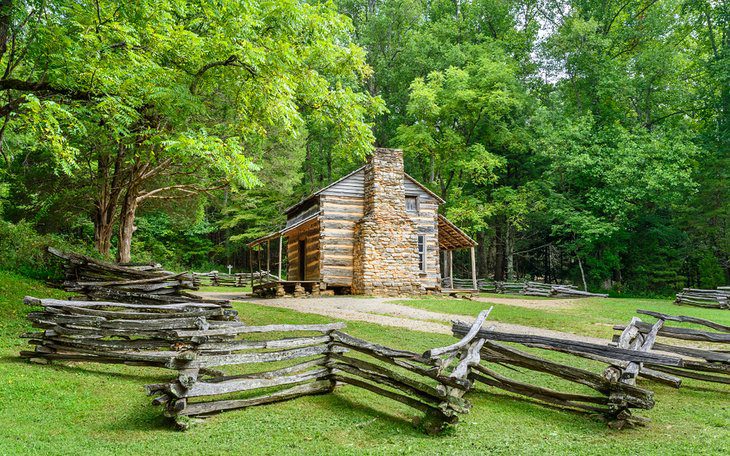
0,220,95,280
698,252,725,289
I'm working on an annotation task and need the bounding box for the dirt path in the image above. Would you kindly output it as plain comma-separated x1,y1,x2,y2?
195,292,606,344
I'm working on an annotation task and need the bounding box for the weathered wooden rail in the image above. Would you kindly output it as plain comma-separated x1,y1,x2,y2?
451,321,656,428
610,310,729,385
675,288,729,309
475,280,607,298
192,271,274,287
19,297,239,367
26,298,725,433
147,309,493,432
48,248,224,305
20,296,491,433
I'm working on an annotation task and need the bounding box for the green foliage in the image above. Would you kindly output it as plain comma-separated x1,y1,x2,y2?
0,0,727,291
0,220,94,280
131,211,215,269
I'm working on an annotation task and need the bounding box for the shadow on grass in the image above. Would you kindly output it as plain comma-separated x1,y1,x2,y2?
324,391,436,437
467,389,615,430
0,354,171,383
109,407,177,433
675,383,729,394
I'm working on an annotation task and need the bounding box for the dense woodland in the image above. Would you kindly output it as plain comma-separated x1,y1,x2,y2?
0,0,727,294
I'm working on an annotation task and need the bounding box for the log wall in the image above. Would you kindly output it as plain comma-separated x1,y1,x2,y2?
314,170,441,289
285,218,321,281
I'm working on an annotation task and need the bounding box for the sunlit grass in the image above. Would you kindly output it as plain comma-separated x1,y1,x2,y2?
1,270,727,455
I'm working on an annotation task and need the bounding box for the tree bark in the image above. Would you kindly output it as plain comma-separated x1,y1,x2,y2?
92,143,126,257
506,225,514,280
577,254,588,291
494,223,505,281
117,187,140,263
93,206,115,256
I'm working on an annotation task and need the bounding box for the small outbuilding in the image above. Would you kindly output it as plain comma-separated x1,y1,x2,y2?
248,148,477,296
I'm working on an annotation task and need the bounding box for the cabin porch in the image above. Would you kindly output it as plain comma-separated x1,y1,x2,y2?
437,215,479,293
247,212,324,297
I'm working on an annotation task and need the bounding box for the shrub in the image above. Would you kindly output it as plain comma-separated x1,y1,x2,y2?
0,220,95,280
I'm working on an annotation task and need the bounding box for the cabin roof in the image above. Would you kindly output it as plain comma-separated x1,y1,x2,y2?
284,165,445,216
438,214,478,249
247,211,321,247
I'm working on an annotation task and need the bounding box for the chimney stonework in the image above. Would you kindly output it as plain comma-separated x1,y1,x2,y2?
352,148,424,296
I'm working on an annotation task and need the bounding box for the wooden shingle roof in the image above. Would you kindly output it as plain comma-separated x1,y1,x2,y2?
438,215,477,250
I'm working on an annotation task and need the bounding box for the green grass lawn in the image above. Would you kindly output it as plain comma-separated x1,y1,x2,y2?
1,270,728,455
394,294,730,340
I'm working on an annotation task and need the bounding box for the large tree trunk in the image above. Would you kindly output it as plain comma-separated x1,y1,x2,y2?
93,205,115,256
117,188,139,263
494,223,505,281
505,225,515,280
92,144,126,257
476,231,490,279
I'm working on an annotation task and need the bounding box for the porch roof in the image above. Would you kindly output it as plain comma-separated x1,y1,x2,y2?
438,215,477,250
247,212,321,248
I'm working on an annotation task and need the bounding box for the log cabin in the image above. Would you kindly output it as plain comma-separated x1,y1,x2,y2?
248,148,477,296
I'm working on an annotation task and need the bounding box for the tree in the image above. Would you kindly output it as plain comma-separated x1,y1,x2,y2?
0,0,379,261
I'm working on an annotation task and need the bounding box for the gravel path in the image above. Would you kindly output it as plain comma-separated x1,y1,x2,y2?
196,292,605,344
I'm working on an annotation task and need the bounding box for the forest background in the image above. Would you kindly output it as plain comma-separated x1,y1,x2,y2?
0,0,727,296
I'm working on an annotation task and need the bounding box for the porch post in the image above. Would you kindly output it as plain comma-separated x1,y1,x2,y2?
266,239,271,273
278,235,283,279
249,246,254,290
448,250,454,289
257,247,262,279
470,246,477,290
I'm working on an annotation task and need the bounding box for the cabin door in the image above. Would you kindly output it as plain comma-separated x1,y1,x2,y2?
298,239,306,280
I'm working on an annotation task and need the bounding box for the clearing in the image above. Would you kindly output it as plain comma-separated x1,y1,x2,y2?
1,271,728,455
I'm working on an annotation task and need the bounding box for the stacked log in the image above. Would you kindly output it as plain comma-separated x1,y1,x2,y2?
146,321,344,426
451,320,656,428
611,310,729,385
523,282,607,298
19,297,239,367
494,282,525,294
148,311,491,432
522,282,608,298
675,288,729,309
551,286,609,298
193,271,275,287
522,281,566,296
475,281,607,298
48,248,222,305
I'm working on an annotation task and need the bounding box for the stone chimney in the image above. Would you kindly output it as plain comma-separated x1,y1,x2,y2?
352,148,423,295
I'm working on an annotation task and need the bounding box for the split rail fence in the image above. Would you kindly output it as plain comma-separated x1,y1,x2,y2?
451,321,656,428
192,271,275,288
476,280,608,298
675,288,729,309
19,293,728,433
48,248,224,305
611,310,729,385
20,297,491,433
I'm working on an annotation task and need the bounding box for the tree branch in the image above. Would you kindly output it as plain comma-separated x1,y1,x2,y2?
136,182,227,202
0,78,93,100
189,55,257,94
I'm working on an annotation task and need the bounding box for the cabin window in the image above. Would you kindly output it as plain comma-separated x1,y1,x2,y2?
417,235,427,272
406,196,418,213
